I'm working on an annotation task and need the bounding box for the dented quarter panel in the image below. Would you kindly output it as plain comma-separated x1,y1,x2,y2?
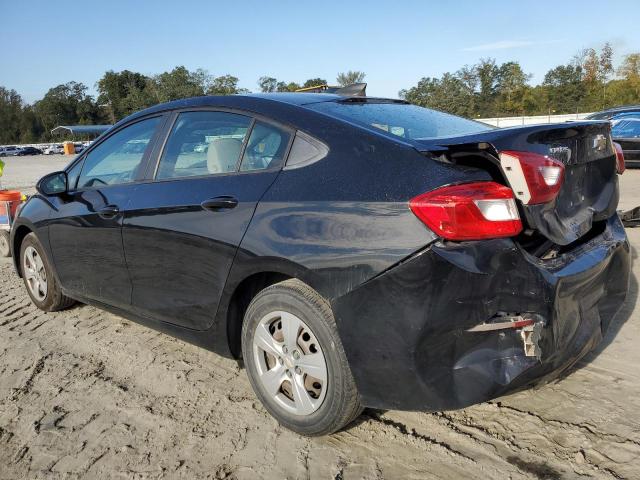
331,214,629,410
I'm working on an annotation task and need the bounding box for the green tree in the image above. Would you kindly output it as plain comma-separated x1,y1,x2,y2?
258,77,300,92
0,87,24,144
18,105,44,143
149,66,207,103
277,81,301,92
542,64,584,113
475,58,500,116
496,62,532,114
303,78,328,88
34,82,102,138
618,53,640,100
336,71,366,86
258,76,279,92
97,70,154,122
207,75,247,95
400,73,476,117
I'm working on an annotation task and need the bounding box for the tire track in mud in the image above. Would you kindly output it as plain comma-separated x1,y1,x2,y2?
1,257,639,479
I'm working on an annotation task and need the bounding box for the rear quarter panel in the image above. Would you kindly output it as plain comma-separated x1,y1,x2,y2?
233,120,492,300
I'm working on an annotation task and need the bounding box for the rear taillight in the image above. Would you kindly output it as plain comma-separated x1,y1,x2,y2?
499,150,565,205
409,182,523,241
613,142,625,174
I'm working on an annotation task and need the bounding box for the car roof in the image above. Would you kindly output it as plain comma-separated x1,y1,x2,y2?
243,92,344,105
126,93,342,118
114,93,396,130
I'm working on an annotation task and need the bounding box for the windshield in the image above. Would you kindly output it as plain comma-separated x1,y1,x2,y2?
611,116,640,138
306,101,491,140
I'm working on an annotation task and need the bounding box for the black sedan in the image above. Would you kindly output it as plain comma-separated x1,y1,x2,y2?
10,94,630,436
16,146,43,156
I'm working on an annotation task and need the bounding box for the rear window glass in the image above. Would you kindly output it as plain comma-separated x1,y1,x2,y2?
306,101,491,140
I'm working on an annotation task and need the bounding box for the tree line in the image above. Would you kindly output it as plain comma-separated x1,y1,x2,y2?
0,68,366,144
1,43,639,144
401,44,640,119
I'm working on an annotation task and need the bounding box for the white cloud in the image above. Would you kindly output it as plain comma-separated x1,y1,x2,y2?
462,40,536,52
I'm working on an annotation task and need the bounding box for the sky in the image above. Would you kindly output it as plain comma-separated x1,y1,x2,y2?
1,0,639,103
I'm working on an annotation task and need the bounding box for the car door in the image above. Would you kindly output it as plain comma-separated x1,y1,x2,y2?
123,110,293,330
47,115,164,307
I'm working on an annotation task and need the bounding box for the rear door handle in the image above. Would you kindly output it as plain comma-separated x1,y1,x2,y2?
98,205,120,219
201,196,239,212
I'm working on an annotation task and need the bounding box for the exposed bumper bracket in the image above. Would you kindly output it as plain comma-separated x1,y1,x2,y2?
521,321,543,359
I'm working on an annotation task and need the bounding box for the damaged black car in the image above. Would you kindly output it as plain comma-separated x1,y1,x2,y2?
10,93,630,436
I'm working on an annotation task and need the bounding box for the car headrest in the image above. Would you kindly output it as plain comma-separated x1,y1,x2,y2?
207,138,242,174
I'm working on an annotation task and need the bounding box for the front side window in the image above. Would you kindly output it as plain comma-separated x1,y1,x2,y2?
66,158,84,190
157,111,251,179
78,117,160,188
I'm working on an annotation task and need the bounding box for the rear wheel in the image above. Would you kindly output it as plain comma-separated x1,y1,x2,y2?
241,279,362,436
0,231,10,257
20,233,75,311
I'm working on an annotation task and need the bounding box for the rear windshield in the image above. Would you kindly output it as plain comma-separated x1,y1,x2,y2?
306,101,491,140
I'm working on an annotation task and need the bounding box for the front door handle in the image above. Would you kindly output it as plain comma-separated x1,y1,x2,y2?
98,205,120,219
201,196,239,212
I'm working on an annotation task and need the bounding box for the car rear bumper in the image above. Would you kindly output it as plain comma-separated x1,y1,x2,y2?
332,213,630,411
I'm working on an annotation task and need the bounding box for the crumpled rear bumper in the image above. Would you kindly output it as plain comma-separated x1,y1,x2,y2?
332,214,630,411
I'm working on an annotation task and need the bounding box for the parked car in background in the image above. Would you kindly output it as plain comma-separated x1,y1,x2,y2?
609,113,640,168
10,93,630,436
0,146,21,156
74,143,86,154
586,107,640,168
16,147,43,156
586,105,640,120
44,144,64,155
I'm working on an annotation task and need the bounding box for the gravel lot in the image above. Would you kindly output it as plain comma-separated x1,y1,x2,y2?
1,155,639,479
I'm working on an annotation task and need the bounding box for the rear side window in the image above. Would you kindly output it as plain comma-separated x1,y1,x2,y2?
156,111,251,179
239,121,291,172
306,101,490,140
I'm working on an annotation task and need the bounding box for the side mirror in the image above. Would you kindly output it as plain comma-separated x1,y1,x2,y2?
36,171,68,196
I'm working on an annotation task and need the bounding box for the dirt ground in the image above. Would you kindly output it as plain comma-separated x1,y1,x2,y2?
1,155,639,479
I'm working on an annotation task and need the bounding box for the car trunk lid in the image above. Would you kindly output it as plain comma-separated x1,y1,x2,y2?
414,121,619,246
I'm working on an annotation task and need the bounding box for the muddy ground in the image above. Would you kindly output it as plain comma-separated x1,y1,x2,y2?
1,156,639,479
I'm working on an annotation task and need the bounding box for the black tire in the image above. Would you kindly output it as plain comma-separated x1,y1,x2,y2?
20,232,75,311
241,279,362,436
0,231,10,257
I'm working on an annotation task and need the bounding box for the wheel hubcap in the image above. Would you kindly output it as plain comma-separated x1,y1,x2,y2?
23,246,47,302
253,311,328,416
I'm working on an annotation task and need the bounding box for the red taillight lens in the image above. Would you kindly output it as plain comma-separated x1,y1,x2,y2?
409,182,523,241
499,150,565,204
613,142,625,174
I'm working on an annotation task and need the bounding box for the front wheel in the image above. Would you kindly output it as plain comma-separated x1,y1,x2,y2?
241,279,362,436
20,233,75,311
